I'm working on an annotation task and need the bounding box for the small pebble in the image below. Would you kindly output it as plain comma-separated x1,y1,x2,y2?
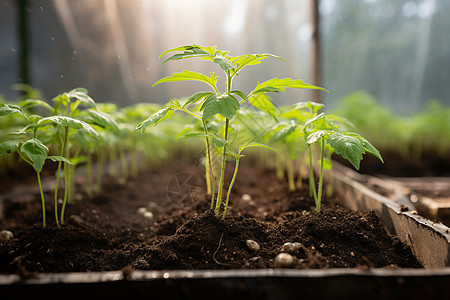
143,211,154,219
137,207,147,214
281,242,303,253
274,253,296,268
0,230,14,241
241,194,252,202
246,239,260,252
350,251,355,257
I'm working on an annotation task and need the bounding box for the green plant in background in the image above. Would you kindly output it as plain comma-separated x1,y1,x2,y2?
0,104,71,227
137,44,327,218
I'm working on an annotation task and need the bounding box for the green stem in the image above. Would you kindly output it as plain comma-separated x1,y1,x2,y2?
96,147,106,195
36,171,46,228
54,126,69,226
86,153,93,199
60,161,69,224
119,144,128,182
287,157,295,191
316,137,325,213
308,145,318,204
130,149,139,178
202,121,216,210
223,157,240,219
214,119,229,216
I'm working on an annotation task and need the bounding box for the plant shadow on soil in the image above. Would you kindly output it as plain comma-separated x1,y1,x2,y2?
0,159,422,275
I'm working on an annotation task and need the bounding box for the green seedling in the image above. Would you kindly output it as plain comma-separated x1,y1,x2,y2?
304,112,383,212
137,44,327,218
0,104,71,227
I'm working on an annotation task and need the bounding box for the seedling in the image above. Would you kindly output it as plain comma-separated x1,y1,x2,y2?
0,104,71,227
137,44,327,218
304,112,383,211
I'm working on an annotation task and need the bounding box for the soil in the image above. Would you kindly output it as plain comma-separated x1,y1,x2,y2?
0,160,422,275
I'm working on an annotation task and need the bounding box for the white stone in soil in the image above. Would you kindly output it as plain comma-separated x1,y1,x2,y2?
0,230,14,241
246,239,260,252
274,253,296,268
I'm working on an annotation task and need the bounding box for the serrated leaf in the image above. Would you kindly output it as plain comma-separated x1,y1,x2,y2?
250,78,329,96
87,109,120,135
153,70,218,91
201,95,240,121
136,107,174,133
38,116,100,140
47,155,73,165
183,92,215,108
248,94,277,115
0,140,20,156
21,138,48,172
348,133,384,163
328,132,365,170
230,53,284,76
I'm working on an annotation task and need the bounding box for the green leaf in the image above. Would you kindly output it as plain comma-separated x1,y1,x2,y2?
304,113,326,131
47,155,73,165
183,92,215,108
160,45,210,62
227,90,247,101
213,53,235,71
136,107,174,133
230,53,284,76
201,95,240,121
153,70,218,91
38,116,100,140
0,104,29,121
87,109,120,135
239,142,276,154
306,130,330,145
248,94,277,116
328,132,365,170
348,133,384,163
65,88,97,108
21,138,48,172
272,122,297,142
250,78,329,96
18,99,54,112
0,140,20,156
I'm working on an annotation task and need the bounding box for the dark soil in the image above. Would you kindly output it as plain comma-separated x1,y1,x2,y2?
0,161,422,275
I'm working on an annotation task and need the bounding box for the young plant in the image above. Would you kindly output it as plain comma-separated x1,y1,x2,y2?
0,104,71,227
137,44,327,218
304,112,383,212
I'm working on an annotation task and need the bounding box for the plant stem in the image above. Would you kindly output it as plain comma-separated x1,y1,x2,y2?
202,121,216,209
214,119,229,216
287,157,295,191
86,153,93,199
60,162,69,224
54,126,69,226
223,156,240,219
316,136,325,212
308,145,318,204
36,171,46,228
119,144,128,182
